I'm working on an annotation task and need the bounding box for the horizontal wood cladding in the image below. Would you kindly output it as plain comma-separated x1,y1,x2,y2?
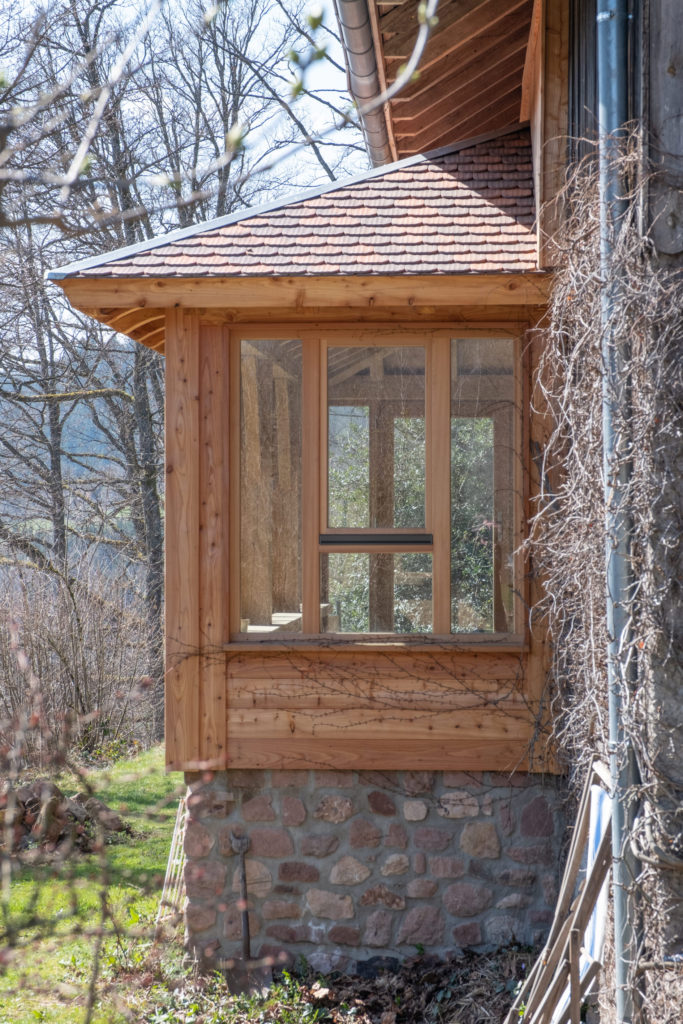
163,319,553,773
225,737,536,771
222,648,547,772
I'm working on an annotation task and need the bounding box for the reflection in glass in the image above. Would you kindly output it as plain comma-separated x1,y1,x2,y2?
328,406,369,528
321,552,432,634
240,340,302,633
451,338,515,633
327,346,425,529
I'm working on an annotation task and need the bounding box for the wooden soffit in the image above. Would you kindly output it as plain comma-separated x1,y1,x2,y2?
372,0,535,158
57,272,551,353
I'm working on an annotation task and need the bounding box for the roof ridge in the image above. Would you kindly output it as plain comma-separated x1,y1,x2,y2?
47,124,530,281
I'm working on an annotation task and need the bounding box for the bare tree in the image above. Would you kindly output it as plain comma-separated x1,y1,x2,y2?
0,0,364,749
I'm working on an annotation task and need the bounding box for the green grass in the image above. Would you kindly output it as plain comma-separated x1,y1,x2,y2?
0,748,521,1022
0,746,184,1024
0,749,357,1024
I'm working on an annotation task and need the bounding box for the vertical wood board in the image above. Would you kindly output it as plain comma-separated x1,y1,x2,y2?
197,323,229,764
165,309,201,768
539,0,569,266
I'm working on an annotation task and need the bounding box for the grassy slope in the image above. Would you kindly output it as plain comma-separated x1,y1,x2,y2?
0,746,183,1024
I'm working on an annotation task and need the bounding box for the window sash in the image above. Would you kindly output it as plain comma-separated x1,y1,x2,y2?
231,327,523,641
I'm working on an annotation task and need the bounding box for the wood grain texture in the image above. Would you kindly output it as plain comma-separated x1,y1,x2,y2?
431,337,451,634
165,309,201,768
229,706,532,740
197,324,229,764
302,338,321,632
649,0,683,254
224,737,537,771
520,0,543,122
59,274,552,314
539,0,569,266
221,646,553,771
526,325,553,707
161,315,554,773
228,679,524,711
226,648,526,681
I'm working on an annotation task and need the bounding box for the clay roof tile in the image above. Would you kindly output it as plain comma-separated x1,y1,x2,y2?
51,127,539,282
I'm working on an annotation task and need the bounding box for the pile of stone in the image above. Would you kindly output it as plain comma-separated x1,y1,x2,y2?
0,778,130,854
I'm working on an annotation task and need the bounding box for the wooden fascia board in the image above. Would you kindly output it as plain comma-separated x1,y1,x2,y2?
520,0,543,122
58,273,552,316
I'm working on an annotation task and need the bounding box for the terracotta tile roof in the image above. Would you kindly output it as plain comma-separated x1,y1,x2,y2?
50,127,537,280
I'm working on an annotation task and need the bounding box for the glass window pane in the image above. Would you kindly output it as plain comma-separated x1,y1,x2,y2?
451,338,515,633
327,346,425,529
328,406,369,528
321,552,432,634
240,340,302,633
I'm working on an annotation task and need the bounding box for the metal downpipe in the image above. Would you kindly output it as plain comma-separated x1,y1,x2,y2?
597,1,640,1020
334,0,392,166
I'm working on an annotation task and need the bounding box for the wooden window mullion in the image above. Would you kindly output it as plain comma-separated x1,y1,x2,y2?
302,336,321,632
431,334,451,634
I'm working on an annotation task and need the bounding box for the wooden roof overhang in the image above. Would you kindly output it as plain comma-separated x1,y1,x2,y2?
57,272,551,354
365,0,536,160
49,127,549,338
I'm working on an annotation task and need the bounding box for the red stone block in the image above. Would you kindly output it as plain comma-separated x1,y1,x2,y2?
360,884,405,909
262,899,302,920
443,882,493,917
385,824,408,849
249,828,294,858
279,861,320,883
350,818,382,848
225,770,266,788
520,796,554,837
242,795,276,822
507,843,553,866
397,906,444,946
428,856,465,879
415,827,451,852
184,821,214,859
184,860,226,900
301,834,339,857
314,795,354,823
363,909,394,947
314,771,354,788
265,924,297,943
282,796,306,826
328,925,362,945
368,791,396,816
185,903,217,933
402,772,435,795
271,771,304,788
453,921,482,946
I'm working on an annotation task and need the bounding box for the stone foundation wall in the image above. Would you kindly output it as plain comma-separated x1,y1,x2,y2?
183,769,565,972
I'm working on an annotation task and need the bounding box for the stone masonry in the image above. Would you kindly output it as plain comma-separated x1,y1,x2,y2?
183,769,565,972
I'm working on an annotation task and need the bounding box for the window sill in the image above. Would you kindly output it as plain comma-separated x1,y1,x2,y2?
223,633,527,653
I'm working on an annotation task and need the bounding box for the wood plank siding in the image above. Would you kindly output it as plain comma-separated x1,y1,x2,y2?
50,131,554,775
372,0,535,159
161,317,552,772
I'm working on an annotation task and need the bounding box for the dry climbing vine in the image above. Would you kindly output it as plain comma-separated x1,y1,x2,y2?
527,145,683,1022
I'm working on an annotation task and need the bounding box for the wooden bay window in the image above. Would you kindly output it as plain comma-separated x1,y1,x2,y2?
233,328,523,644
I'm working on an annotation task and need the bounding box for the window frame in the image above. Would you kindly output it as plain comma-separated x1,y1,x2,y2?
229,325,526,646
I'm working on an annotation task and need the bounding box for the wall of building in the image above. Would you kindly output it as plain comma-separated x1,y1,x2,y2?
183,768,566,972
